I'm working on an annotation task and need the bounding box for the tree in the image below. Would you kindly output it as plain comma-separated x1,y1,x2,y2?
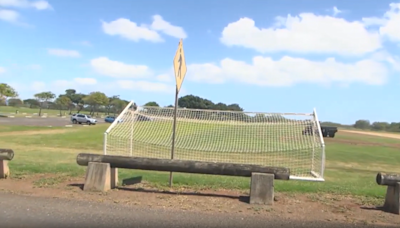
178,94,244,111
83,91,108,116
0,83,18,104
23,99,40,108
144,101,159,107
353,120,371,129
55,96,72,116
61,89,86,113
7,98,23,107
371,122,390,131
34,91,56,116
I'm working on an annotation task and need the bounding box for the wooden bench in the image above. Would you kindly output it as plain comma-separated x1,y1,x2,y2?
376,172,400,214
76,153,291,205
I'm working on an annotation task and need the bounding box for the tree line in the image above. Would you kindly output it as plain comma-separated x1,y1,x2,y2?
0,83,130,116
2,83,399,130
353,119,400,132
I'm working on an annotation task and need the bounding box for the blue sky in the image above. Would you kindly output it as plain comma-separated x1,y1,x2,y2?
0,0,399,124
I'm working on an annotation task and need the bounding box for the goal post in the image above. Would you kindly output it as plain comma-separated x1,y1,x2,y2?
103,101,326,181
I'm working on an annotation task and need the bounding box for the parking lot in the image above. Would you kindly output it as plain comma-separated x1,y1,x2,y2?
0,116,106,127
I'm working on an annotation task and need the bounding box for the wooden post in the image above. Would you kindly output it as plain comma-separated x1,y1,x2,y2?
377,172,400,186
76,153,290,180
0,149,14,161
376,172,400,214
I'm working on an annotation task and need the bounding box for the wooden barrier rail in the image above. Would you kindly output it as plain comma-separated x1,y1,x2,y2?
376,172,400,214
0,149,14,179
76,153,291,205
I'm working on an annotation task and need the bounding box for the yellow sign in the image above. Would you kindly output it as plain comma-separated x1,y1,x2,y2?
173,39,187,93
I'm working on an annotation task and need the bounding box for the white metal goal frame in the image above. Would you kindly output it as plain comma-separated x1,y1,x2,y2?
103,100,326,182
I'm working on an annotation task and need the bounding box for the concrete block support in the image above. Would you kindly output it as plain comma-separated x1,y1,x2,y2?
0,160,10,179
83,162,118,192
384,183,400,214
249,172,274,205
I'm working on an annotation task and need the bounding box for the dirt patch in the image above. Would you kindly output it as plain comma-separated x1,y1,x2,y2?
0,175,398,226
340,130,400,140
0,129,75,137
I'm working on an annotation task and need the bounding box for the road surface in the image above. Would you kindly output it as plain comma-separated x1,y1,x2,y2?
0,192,393,228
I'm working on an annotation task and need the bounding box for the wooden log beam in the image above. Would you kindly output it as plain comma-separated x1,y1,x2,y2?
0,149,14,161
76,153,290,180
376,172,400,186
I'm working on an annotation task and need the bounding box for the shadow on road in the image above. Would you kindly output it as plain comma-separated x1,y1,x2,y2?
360,205,398,215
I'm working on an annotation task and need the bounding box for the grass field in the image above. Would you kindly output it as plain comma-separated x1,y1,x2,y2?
1,123,399,203
0,106,97,117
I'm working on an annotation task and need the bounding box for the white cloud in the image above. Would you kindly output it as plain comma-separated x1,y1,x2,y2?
47,49,81,58
90,57,152,78
102,15,187,42
0,66,5,74
156,73,172,82
73,77,97,85
116,80,174,93
53,78,97,88
150,15,187,39
102,18,163,42
378,3,400,42
332,6,342,16
0,0,52,10
9,81,46,95
187,56,388,86
220,14,381,56
0,9,19,22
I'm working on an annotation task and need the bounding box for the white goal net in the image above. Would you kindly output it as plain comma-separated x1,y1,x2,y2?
104,101,326,181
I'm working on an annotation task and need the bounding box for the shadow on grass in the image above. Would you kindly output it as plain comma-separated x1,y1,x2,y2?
67,175,251,204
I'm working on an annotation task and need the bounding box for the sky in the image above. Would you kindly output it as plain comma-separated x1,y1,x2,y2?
0,0,399,124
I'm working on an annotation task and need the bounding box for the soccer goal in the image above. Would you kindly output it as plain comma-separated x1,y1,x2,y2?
103,100,326,181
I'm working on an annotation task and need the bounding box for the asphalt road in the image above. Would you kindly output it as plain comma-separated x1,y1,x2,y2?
0,117,106,126
0,192,394,228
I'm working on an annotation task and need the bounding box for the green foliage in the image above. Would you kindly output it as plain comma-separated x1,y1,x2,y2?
8,98,23,107
353,119,400,133
0,83,18,101
22,99,40,108
34,91,56,116
144,101,159,107
178,94,243,111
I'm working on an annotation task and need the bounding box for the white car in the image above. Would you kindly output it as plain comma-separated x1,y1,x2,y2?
71,113,97,125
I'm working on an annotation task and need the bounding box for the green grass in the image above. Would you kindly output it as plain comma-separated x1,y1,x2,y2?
0,106,62,115
0,125,64,132
1,123,398,202
0,106,98,117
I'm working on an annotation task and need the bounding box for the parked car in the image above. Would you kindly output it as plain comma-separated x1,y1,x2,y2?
104,116,122,123
302,124,338,138
71,113,97,125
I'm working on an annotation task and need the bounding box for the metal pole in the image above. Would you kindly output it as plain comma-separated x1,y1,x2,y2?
169,87,179,187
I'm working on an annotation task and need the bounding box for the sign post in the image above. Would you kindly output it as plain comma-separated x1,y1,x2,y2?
170,39,187,187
